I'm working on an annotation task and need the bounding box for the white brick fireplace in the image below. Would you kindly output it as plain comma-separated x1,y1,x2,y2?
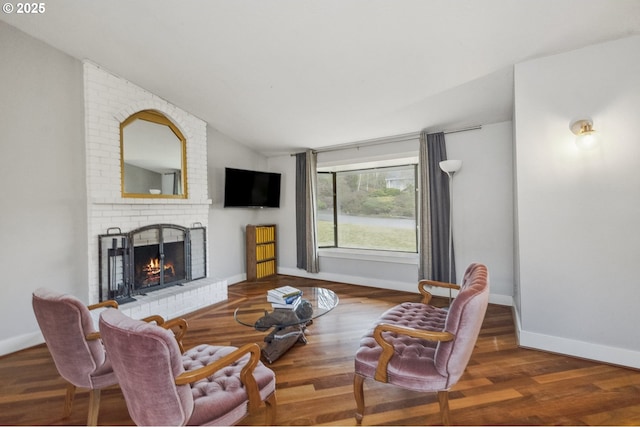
84,61,226,320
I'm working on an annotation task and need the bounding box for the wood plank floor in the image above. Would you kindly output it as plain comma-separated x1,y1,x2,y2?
1,275,639,425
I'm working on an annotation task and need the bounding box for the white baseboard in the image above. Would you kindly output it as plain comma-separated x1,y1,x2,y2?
226,273,248,286
277,267,514,306
0,331,44,357
277,266,416,293
513,305,640,369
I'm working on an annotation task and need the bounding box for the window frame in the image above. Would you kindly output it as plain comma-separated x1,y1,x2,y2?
317,163,418,253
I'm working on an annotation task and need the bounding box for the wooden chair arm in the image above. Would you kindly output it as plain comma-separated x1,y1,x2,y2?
141,314,165,326
87,300,118,310
418,280,460,304
85,332,101,341
373,322,454,383
175,343,262,411
84,299,118,341
161,318,188,353
86,300,119,340
86,313,166,341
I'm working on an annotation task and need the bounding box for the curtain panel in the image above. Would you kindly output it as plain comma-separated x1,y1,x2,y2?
295,150,319,273
418,131,456,283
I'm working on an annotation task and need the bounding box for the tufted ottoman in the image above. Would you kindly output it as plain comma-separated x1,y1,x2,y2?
355,302,450,391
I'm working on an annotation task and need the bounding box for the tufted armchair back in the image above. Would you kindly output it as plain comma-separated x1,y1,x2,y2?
99,308,193,426
32,288,114,389
434,262,489,387
459,262,482,291
32,288,119,425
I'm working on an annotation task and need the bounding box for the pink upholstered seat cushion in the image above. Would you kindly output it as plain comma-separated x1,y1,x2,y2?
184,344,276,426
355,302,449,391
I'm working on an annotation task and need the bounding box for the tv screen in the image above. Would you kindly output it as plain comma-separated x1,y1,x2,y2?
224,167,281,208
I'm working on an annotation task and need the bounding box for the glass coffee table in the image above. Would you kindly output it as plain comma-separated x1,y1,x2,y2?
234,287,339,363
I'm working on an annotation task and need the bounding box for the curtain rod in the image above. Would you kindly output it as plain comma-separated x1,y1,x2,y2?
442,125,482,135
290,125,482,156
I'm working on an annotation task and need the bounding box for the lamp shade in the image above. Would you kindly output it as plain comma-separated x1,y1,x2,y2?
575,130,601,150
439,159,462,174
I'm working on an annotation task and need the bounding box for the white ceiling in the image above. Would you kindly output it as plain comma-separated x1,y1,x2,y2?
3,0,640,155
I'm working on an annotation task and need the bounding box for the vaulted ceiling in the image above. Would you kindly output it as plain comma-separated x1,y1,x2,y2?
3,0,640,155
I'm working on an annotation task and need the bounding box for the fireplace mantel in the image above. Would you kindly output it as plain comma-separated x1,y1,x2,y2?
91,197,212,205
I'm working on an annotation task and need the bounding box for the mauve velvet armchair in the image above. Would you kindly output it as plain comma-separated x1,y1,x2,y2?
353,263,489,425
99,308,277,426
31,288,120,426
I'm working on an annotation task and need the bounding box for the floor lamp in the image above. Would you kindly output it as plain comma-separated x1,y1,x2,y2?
439,159,462,304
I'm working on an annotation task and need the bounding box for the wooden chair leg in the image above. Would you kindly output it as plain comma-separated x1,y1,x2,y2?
63,383,76,418
353,373,366,425
264,391,277,425
437,390,451,426
87,389,101,426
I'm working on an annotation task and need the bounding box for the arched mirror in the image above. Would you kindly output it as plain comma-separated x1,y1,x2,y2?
121,110,187,198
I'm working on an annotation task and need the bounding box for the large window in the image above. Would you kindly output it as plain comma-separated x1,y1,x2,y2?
317,164,417,252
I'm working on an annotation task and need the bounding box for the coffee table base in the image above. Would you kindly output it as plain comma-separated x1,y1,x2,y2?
234,288,339,363
261,324,309,363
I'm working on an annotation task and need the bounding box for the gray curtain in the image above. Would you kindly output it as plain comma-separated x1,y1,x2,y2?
295,150,319,272
418,131,456,283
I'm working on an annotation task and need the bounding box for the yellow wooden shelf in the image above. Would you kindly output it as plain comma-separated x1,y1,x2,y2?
246,224,277,281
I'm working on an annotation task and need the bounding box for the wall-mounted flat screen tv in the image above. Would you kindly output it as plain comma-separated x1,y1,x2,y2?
224,167,281,208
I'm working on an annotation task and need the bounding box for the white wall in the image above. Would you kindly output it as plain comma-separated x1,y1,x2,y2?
446,122,514,300
514,35,640,368
207,126,269,283
272,123,514,305
0,22,87,354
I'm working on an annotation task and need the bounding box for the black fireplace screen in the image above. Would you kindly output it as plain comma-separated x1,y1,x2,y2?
98,224,206,302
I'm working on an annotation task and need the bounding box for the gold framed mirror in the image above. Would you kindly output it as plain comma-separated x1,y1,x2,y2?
120,110,188,198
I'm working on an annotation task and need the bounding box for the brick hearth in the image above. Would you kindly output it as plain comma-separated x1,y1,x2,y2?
90,277,227,326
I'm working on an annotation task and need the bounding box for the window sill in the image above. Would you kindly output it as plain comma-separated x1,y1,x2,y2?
318,248,418,265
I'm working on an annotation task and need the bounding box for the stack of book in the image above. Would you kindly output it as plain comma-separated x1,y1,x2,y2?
267,286,303,310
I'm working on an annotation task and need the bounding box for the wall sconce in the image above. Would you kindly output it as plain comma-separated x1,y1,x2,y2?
570,117,601,150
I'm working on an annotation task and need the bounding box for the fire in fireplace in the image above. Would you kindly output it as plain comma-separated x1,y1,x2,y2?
98,224,206,302
133,235,186,289
134,242,185,287
140,255,174,286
